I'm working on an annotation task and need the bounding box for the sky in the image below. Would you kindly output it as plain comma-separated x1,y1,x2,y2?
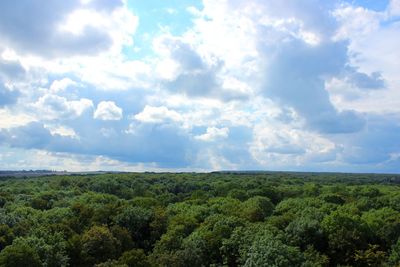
0,0,399,173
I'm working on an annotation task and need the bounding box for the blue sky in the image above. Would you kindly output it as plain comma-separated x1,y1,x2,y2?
0,0,400,172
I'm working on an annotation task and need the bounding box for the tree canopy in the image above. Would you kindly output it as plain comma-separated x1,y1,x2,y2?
0,171,399,266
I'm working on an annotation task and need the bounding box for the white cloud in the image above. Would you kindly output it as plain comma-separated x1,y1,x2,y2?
0,147,158,172
33,94,93,120
155,58,180,80
44,124,78,138
197,148,238,170
0,1,143,92
333,6,382,40
49,78,77,92
93,101,123,121
59,5,138,54
78,57,152,91
389,0,400,16
250,122,337,168
329,2,400,115
0,109,36,129
0,0,399,172
195,127,229,141
0,1,136,58
134,105,182,123
59,9,105,35
188,0,258,69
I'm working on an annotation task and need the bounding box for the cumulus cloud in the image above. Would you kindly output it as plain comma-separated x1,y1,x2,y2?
333,5,382,40
195,127,229,142
259,38,364,133
93,101,123,121
0,0,141,93
250,122,337,169
156,36,218,96
33,94,93,120
0,109,35,129
166,0,368,134
327,2,400,115
49,78,77,92
156,36,249,101
134,105,182,123
0,0,134,58
0,0,399,172
44,124,78,138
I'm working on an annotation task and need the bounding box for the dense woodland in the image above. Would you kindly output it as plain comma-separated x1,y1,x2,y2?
1,172,400,266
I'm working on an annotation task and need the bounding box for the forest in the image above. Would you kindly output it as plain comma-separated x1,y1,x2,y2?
1,171,400,267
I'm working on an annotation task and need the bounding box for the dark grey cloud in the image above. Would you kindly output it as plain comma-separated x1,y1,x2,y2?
167,70,217,97
0,120,196,168
0,0,123,57
347,70,385,90
0,122,53,148
261,38,365,134
307,110,365,134
337,114,400,165
162,38,218,97
165,38,205,71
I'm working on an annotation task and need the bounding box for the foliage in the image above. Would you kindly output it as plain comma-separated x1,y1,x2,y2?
0,171,399,266
0,238,41,267
389,238,400,266
244,236,303,267
81,225,118,265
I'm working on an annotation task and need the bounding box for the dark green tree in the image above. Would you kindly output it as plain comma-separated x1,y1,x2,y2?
0,238,41,267
240,196,274,222
82,225,118,264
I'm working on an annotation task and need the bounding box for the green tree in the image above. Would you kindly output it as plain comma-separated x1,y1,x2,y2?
110,225,134,254
302,246,329,267
2,231,69,267
362,207,400,248
240,196,274,222
354,244,386,267
114,206,153,246
0,238,41,267
321,209,368,265
118,249,150,267
82,225,118,264
95,260,128,267
221,223,286,266
179,215,245,266
228,189,248,201
0,225,14,251
388,238,400,266
244,233,303,267
30,192,58,210
285,207,327,250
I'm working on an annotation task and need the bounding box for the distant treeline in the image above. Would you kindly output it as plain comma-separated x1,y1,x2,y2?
0,172,400,266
